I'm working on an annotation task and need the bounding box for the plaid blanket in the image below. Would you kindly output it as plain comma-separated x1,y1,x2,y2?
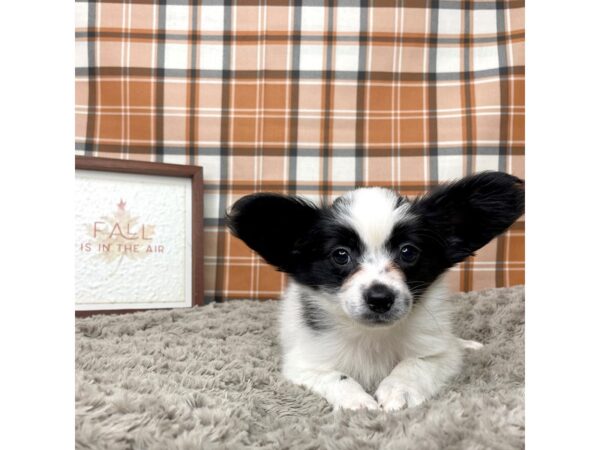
75,1,525,302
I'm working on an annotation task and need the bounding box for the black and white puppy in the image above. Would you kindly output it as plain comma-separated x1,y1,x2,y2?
227,171,524,411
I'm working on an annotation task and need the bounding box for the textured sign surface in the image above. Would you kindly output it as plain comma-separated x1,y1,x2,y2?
75,170,192,310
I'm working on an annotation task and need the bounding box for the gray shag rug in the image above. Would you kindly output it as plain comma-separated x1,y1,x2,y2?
76,286,524,449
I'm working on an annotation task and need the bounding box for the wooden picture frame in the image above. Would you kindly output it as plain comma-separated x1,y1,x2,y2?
75,156,203,317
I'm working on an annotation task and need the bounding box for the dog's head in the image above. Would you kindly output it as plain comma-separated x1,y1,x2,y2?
227,171,524,327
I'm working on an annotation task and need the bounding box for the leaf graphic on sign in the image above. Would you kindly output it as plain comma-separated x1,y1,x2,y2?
86,199,155,263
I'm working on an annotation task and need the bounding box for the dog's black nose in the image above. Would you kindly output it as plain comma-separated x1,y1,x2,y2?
364,283,395,313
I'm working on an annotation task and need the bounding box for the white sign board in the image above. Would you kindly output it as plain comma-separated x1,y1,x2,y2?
75,170,193,311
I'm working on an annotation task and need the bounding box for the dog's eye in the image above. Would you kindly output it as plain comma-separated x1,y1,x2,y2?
331,248,351,266
399,244,420,264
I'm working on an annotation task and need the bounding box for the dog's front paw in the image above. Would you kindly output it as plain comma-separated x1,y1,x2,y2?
374,376,428,411
334,390,380,411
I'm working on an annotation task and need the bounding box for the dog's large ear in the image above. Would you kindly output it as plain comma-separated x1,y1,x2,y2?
410,171,525,265
226,193,320,272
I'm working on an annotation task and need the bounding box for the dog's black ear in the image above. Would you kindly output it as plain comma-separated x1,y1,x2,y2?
410,171,524,265
226,193,320,271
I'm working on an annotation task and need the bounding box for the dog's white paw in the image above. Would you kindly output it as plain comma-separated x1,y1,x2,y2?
333,390,380,411
374,376,428,411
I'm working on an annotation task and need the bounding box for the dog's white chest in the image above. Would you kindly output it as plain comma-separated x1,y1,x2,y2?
328,328,404,392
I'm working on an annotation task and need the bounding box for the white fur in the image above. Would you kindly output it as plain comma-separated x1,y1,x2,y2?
280,279,468,411
336,187,413,249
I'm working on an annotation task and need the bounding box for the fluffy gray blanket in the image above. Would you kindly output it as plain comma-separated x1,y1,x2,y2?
76,286,524,449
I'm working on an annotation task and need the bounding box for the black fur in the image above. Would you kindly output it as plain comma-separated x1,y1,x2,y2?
226,194,320,272
409,171,524,264
389,171,525,299
291,215,364,290
300,293,331,332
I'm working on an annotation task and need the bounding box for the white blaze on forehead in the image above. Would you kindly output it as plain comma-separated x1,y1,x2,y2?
336,187,412,250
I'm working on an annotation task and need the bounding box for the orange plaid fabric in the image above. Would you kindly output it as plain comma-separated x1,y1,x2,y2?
75,1,525,302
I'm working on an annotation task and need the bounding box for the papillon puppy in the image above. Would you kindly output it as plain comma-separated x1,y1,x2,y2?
227,171,524,411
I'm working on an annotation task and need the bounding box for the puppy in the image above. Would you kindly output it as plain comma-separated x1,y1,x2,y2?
227,171,524,411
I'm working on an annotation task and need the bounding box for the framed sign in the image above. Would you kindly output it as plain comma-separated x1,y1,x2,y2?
75,156,203,316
